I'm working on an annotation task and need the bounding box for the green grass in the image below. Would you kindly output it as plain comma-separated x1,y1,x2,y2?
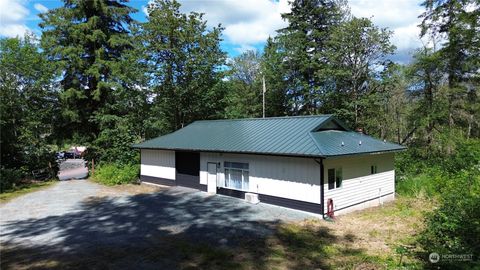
396,171,445,198
92,163,139,186
0,180,57,203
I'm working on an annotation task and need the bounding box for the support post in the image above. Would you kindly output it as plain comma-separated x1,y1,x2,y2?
262,75,266,118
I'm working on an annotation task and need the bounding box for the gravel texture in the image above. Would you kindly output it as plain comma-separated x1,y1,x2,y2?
0,180,314,268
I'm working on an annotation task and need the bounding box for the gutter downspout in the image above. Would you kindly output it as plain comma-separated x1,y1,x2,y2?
314,158,325,218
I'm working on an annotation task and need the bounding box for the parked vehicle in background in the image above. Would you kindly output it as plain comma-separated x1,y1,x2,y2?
56,146,87,162
63,152,76,159
55,152,65,161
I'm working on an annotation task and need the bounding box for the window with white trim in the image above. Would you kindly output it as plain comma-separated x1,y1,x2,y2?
371,165,378,174
328,168,342,190
224,162,249,191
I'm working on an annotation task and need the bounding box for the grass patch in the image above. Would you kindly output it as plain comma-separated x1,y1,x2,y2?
263,196,435,269
0,180,56,203
396,172,444,198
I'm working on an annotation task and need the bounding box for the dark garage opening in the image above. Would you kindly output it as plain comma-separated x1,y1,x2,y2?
175,151,200,189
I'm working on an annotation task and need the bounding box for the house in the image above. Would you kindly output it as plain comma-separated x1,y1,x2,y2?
132,115,406,216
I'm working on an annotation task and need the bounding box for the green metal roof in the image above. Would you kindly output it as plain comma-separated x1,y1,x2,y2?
133,115,406,157
310,130,406,157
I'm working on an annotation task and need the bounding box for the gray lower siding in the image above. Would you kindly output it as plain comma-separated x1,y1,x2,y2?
140,175,175,186
141,175,322,214
141,175,207,192
141,173,394,215
216,188,322,214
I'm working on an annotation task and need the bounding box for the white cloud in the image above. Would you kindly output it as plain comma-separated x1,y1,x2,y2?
142,4,149,17
349,0,424,51
34,3,48,13
233,44,257,54
0,0,30,37
391,23,422,51
177,0,424,58
178,0,290,51
0,23,29,37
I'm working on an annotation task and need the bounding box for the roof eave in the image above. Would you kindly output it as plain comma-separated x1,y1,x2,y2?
133,146,326,159
323,147,407,159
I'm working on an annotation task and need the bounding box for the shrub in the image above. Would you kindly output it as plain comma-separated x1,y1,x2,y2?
419,170,480,268
396,168,445,198
445,139,480,173
93,163,139,186
90,115,141,165
0,168,22,193
395,138,480,198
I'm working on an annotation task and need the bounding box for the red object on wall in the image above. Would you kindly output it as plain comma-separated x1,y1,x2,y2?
327,198,335,219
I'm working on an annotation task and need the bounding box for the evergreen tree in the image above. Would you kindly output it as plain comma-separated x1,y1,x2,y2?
420,0,479,88
420,0,479,132
39,0,137,141
408,48,448,146
261,37,288,117
276,0,347,114
89,26,150,164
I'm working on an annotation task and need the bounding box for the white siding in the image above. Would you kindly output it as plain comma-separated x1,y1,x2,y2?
140,149,396,214
200,153,321,204
140,149,175,180
323,153,395,214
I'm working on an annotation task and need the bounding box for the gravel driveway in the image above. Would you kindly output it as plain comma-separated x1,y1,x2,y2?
57,159,88,180
0,180,313,269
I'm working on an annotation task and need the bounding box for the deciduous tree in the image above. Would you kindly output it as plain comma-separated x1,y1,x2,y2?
142,0,226,133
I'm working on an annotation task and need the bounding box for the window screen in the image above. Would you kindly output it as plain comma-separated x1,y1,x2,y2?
224,162,249,191
328,168,342,190
335,168,343,188
328,169,335,190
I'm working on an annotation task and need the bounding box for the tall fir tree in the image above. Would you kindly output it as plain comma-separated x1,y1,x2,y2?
406,48,449,148
261,37,288,117
276,0,347,115
39,0,137,141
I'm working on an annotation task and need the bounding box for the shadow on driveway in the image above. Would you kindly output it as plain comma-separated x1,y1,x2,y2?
0,184,360,270
0,187,288,269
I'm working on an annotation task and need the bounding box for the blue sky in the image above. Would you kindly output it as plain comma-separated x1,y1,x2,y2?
0,0,425,63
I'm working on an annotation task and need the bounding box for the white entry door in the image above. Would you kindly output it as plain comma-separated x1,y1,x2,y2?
207,162,217,194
